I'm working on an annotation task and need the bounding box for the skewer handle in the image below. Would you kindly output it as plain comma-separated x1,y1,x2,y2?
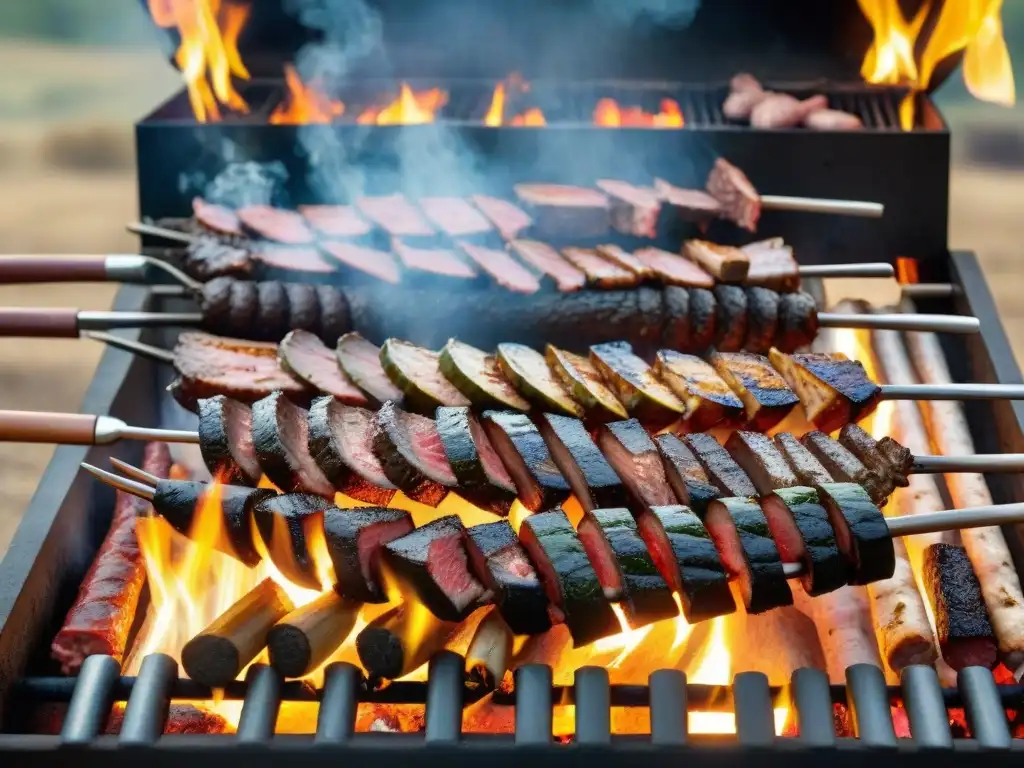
0,410,96,444
912,454,1024,474
760,195,884,218
818,312,980,334
883,383,1024,402
0,308,80,338
0,256,109,284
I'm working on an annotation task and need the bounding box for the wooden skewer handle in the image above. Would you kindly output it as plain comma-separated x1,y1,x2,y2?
0,256,108,284
0,410,96,444
0,308,79,337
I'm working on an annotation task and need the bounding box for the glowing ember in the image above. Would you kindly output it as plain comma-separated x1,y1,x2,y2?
510,108,547,126
270,64,345,124
147,0,251,123
593,98,685,128
357,84,448,125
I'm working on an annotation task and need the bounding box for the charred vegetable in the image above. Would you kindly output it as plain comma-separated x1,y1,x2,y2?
709,351,799,431
481,410,572,511
439,339,530,410
653,351,743,430
590,341,686,429
760,487,846,596
379,338,471,412
546,345,628,421
815,482,894,585
496,343,584,417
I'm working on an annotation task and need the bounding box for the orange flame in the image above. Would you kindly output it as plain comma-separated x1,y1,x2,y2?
357,84,448,125
270,64,345,124
483,75,547,126
147,0,251,122
593,98,685,128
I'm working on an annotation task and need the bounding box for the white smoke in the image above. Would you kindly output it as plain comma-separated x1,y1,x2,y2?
591,0,702,28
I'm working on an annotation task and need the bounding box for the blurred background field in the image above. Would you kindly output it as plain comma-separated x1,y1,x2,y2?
0,2,1022,552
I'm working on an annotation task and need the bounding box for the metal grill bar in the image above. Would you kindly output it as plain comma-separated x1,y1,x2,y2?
60,655,120,744
959,667,1012,749
574,667,611,745
514,664,553,744
901,666,953,748
792,668,834,746
119,653,176,745
733,672,774,746
237,665,282,743
845,664,897,747
425,652,464,743
649,670,687,745
314,663,360,744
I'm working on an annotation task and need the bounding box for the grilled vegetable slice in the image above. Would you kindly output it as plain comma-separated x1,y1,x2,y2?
744,287,780,354
653,350,743,430
380,338,471,412
839,424,909,489
537,413,626,512
465,521,551,635
654,433,721,516
802,431,890,505
496,343,583,417
519,508,619,646
774,432,833,487
371,401,456,506
760,487,845,596
481,410,572,511
279,330,369,405
688,287,717,351
383,516,486,621
922,543,998,670
776,291,819,352
577,508,678,627
683,433,758,499
323,507,414,603
724,431,799,496
198,395,262,485
439,339,530,410
596,419,677,513
335,332,405,406
815,482,894,585
251,391,335,497
682,240,749,282
254,493,334,590
436,406,518,516
709,350,799,431
546,345,628,421
713,284,748,352
590,341,686,429
634,505,736,622
769,348,881,433
704,497,793,613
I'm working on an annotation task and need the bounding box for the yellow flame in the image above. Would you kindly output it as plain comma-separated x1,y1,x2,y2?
592,604,655,668
670,593,693,652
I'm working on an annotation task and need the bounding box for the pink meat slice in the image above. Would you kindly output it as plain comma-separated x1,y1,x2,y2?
224,399,261,482
471,195,533,240
634,247,715,288
427,533,486,612
237,205,316,245
759,495,808,565
510,239,586,292
358,518,415,592
633,510,682,593
253,246,337,274
299,205,374,238
702,503,746,577
515,184,609,208
653,180,722,221
320,241,402,283
576,516,623,600
418,197,493,237
192,197,243,237
392,239,477,279
337,405,395,488
458,241,542,294
596,179,662,238
356,194,435,237
280,330,368,405
175,332,310,401
596,427,676,513
336,332,405,404
467,410,516,489
402,410,458,484
275,398,336,496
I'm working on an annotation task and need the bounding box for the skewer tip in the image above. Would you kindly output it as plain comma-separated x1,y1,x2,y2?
80,462,155,500
110,457,162,485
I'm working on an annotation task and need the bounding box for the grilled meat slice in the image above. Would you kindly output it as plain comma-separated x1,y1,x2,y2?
577,507,678,627
237,205,316,245
519,509,619,646
383,516,486,621
496,343,583,417
706,157,761,232
653,179,722,223
379,338,471,412
335,332,404,407
471,195,533,240
839,424,909,489
654,351,743,430
760,487,846,596
561,247,639,289
436,407,518,515
355,194,435,238
319,241,402,284
744,287,780,354
315,285,350,343
253,246,338,278
198,395,261,485
193,196,243,237
465,521,551,635
710,350,800,431
255,280,289,341
419,197,493,238
875,436,914,484
634,505,735,621
774,432,833,487
922,543,998,670
283,282,320,334
683,240,750,283
688,287,717,351
279,330,368,405
392,239,477,282
682,432,758,499
457,241,542,294
723,86,768,121
776,291,819,351
662,286,692,352
324,507,414,603
815,482,894,585
439,339,530,411
769,349,881,433
713,284,748,352
724,431,799,496
590,341,686,429
802,432,890,505
595,243,652,279
634,247,715,288
513,184,610,239
299,205,373,239
252,391,335,496
595,180,662,238
372,401,457,506
307,397,398,505
482,410,572,511
750,93,828,129
537,413,626,512
654,433,721,516
254,493,334,589
224,279,257,339
704,497,793,613
199,276,233,336
804,109,864,131
546,345,628,421
596,419,677,513
743,242,799,292
183,241,252,280
509,239,587,292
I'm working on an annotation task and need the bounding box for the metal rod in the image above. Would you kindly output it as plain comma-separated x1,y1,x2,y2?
797,263,894,279
116,424,201,444
574,667,611,745
315,663,360,744
60,655,121,744
791,668,835,747
149,284,190,298
912,455,1024,473
649,669,687,745
77,310,203,330
118,653,177,745
80,462,155,500
885,502,1024,537
882,383,1024,401
85,331,175,364
127,222,199,245
109,458,161,485
900,283,957,300
514,664,552,744
732,671,775,746
424,652,464,743
760,195,884,218
819,312,980,334
901,665,953,748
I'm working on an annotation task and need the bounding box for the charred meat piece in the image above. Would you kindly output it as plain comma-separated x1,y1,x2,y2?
634,247,715,288
662,285,691,352
198,395,262,485
804,109,864,131
184,240,252,280
743,241,800,293
682,432,758,499
392,239,477,281
546,345,628,421
193,196,243,237
279,330,368,405
760,486,846,596
252,391,336,496
839,424,909,489
509,240,586,292
769,349,881,433
922,543,998,670
514,184,610,239
744,287,780,354
198,276,232,335
254,493,334,589
299,204,374,239
439,339,530,411
776,291,819,352
323,507,414,603
320,241,402,284
237,205,316,245
537,413,626,512
596,180,662,238
815,482,894,585
496,342,583,417
379,338,471,412
875,436,914,485
561,247,639,289
704,497,793,613
709,350,800,431
471,195,533,240
436,407,518,515
253,246,338,277
774,432,833,487
335,332,404,407
713,284,748,352
802,432,890,505
307,396,398,505
315,285,350,343
254,280,290,341
419,197,493,238
635,505,736,622
355,194,435,238
706,157,761,232
683,240,749,283
653,179,722,223
465,521,551,635
750,93,828,130
653,350,743,430
519,509,619,646
283,282,320,334
481,411,572,511
596,419,677,513
654,433,721,516
225,279,257,339
457,241,542,294
595,243,652,279
372,401,456,506
590,341,686,429
383,516,486,621
577,507,678,627
724,431,799,496
688,287,717,351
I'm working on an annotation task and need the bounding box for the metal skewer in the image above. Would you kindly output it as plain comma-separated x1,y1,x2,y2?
127,222,200,245
760,195,884,219
0,410,198,446
817,312,979,334
85,331,175,364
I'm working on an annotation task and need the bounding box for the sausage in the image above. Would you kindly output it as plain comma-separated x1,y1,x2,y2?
50,443,175,673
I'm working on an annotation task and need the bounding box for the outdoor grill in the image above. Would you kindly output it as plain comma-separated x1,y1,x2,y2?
1,0,1023,760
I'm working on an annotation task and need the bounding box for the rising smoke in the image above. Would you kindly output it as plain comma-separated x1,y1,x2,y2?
591,0,702,28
